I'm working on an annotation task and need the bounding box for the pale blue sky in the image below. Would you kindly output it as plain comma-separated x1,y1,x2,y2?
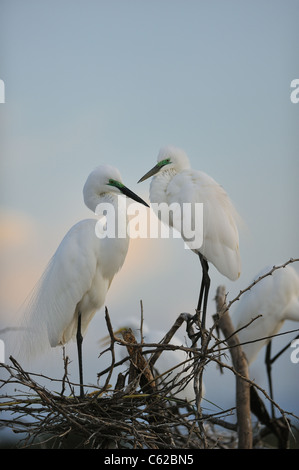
1,0,299,433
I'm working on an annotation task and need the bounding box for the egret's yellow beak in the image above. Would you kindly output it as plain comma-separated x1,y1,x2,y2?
100,327,129,346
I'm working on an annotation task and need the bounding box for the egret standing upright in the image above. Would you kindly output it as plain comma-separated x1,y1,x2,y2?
138,146,241,330
19,165,148,397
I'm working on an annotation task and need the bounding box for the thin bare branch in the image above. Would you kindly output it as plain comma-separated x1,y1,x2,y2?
215,285,252,449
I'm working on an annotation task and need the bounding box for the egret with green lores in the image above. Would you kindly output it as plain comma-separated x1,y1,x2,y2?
19,164,149,398
138,146,241,330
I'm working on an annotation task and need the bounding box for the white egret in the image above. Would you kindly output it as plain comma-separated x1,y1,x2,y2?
19,165,149,397
138,146,241,330
232,264,299,415
114,317,202,403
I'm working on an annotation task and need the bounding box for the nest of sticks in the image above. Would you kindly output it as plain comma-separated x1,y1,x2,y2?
1,264,299,449
1,311,228,449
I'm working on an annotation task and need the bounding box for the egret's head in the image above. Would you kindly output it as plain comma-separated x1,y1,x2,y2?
138,146,190,183
83,164,149,212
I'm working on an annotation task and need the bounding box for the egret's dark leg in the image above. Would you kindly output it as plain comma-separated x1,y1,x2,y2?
265,340,275,418
197,254,210,331
76,312,84,398
197,276,205,322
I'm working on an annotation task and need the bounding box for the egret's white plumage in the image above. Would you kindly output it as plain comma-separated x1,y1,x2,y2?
232,265,299,365
115,317,201,402
138,146,241,327
18,165,148,396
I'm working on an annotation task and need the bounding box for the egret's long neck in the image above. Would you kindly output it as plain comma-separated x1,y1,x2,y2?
96,193,130,279
284,298,299,322
149,168,177,204
96,193,129,238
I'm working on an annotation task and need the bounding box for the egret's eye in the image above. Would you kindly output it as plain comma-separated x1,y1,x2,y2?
108,179,124,189
158,158,171,168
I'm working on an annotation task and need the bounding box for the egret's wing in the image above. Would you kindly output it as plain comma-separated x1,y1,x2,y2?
166,170,241,280
17,219,100,359
279,266,299,322
232,265,299,363
232,273,276,363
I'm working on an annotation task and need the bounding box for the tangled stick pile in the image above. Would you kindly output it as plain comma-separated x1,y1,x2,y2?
1,262,299,449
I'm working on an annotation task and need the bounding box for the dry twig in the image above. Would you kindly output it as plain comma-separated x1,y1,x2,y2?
1,259,298,448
